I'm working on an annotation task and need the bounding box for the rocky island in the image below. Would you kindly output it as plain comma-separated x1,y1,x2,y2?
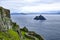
0,7,44,40
34,15,46,20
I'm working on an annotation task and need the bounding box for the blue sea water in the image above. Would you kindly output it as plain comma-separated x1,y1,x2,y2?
11,14,60,40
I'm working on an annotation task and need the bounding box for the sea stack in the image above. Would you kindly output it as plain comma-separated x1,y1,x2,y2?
34,15,46,20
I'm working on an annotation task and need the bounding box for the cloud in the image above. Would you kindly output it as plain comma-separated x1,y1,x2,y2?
20,3,60,13
0,0,60,13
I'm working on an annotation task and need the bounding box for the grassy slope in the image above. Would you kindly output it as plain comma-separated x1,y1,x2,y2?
0,22,43,40
21,30,39,40
0,29,43,40
0,29,20,40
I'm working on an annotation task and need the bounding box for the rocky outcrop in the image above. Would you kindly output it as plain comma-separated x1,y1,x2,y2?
0,7,12,31
0,7,21,40
20,27,44,40
34,15,46,20
0,7,44,40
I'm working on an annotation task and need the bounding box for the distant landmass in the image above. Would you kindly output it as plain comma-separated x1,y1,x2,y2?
11,11,60,15
11,13,27,15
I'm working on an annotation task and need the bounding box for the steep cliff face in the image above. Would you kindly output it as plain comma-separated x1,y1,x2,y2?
0,7,12,31
0,7,43,40
0,7,21,40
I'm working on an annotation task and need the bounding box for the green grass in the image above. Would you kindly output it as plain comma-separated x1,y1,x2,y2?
8,29,20,40
0,29,43,40
21,31,26,36
21,30,38,40
0,32,10,40
0,29,20,40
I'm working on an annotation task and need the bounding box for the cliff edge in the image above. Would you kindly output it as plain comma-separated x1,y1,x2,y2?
0,7,44,40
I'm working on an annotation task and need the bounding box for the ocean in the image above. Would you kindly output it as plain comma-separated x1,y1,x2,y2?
11,14,60,40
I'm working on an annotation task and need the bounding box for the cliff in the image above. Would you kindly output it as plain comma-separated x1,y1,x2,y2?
0,7,43,40
0,7,12,31
0,7,20,40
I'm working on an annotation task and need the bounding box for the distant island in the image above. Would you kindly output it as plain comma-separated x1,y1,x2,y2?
34,15,46,20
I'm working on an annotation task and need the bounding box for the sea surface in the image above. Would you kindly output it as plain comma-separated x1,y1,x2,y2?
11,14,60,40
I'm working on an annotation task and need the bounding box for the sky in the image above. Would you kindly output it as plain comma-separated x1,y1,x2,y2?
0,0,60,13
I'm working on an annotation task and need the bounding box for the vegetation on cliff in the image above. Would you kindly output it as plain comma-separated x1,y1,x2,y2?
0,7,44,40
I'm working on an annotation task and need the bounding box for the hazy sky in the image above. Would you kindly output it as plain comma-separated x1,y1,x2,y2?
0,0,60,13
